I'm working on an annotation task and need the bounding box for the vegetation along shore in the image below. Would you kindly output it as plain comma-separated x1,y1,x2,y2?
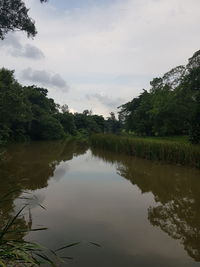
91,134,200,168
1,49,200,168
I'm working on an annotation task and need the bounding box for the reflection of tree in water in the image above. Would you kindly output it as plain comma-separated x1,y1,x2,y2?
1,140,88,191
0,140,88,243
148,199,200,261
91,147,200,261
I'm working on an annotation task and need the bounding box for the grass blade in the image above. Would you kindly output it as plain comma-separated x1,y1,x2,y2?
55,242,80,252
89,242,101,247
0,205,27,240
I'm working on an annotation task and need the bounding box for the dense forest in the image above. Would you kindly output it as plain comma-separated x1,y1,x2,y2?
0,68,121,144
0,50,200,144
118,50,200,144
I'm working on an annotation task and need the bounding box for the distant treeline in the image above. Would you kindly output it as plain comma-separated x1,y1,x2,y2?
1,50,200,145
0,68,121,144
118,50,200,144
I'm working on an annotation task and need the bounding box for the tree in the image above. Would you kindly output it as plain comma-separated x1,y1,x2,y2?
31,115,65,140
0,68,109,142
105,112,122,134
118,50,200,140
119,90,153,135
61,104,69,113
92,115,105,133
184,50,200,143
74,112,102,135
0,68,31,142
55,112,77,135
83,109,92,116
162,65,186,89
0,0,47,39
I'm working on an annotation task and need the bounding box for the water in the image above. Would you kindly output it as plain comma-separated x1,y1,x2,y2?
0,141,200,266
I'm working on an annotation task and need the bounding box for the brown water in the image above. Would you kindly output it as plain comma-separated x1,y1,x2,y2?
0,141,200,267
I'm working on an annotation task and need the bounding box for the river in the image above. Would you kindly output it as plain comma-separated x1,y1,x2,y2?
0,140,200,266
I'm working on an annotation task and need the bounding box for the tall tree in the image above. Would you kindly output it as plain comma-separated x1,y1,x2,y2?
184,50,200,143
0,68,31,141
118,50,200,141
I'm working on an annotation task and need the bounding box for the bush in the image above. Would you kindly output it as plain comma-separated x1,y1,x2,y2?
31,116,65,140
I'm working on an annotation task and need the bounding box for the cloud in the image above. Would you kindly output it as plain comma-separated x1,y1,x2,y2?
86,93,124,109
0,34,45,60
14,44,45,59
21,68,69,91
1,0,200,116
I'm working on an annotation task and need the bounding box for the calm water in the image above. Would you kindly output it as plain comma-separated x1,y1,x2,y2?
0,141,200,266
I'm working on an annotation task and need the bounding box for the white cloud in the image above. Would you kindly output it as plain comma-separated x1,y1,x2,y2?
86,93,124,109
1,0,200,116
0,34,44,59
21,68,69,91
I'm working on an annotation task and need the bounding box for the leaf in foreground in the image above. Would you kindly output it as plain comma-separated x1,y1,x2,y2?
55,242,80,252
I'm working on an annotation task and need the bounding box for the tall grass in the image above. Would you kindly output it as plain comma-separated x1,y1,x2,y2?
90,134,200,168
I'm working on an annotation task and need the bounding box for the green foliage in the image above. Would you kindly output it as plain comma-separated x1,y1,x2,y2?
0,68,110,143
55,112,76,135
105,112,122,134
91,134,200,168
118,50,200,143
0,0,47,39
74,112,105,135
184,52,200,144
5,46,200,144
0,69,64,142
31,116,65,140
92,114,105,133
0,68,31,142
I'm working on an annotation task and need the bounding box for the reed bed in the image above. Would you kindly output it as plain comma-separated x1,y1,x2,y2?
90,134,200,168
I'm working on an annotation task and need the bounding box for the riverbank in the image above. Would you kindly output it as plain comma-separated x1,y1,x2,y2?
90,134,200,168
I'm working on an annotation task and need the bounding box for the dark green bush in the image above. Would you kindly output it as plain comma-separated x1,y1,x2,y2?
31,116,65,140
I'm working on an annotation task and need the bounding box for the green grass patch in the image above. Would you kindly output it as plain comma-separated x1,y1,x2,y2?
121,133,189,144
90,134,200,168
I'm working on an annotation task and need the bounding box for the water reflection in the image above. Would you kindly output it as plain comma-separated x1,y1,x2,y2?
1,140,88,191
1,142,200,266
0,140,88,246
91,147,200,262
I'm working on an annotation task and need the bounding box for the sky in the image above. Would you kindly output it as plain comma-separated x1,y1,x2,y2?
1,0,200,116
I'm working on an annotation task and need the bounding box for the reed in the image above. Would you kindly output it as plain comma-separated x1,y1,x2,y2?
90,134,200,168
0,191,79,266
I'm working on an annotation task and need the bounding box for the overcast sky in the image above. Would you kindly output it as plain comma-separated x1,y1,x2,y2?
1,0,200,116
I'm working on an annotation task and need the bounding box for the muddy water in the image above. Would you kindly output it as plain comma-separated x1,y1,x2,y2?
0,141,200,266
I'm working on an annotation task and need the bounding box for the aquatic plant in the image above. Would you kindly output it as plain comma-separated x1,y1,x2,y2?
90,134,200,168
0,191,79,266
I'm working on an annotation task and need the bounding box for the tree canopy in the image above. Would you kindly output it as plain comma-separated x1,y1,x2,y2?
0,0,47,39
118,50,200,143
0,68,118,143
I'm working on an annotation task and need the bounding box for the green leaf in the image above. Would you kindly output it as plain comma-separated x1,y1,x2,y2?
55,242,80,252
35,253,56,266
89,242,102,247
0,205,27,239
